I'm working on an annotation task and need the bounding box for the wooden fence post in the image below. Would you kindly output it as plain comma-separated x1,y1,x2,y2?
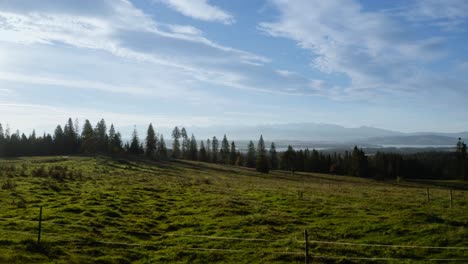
304,229,309,264
450,190,453,208
37,206,43,245
426,188,430,202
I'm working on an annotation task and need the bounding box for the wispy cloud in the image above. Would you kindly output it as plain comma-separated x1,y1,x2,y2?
156,0,235,24
259,0,460,99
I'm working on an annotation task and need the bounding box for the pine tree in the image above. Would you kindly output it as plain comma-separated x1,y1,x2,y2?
281,145,296,172
256,135,270,173
0,123,4,157
158,135,168,160
351,146,368,177
53,125,65,155
206,139,212,162
94,119,108,153
220,135,230,164
145,123,157,157
63,118,77,154
181,127,190,159
199,141,207,162
456,138,467,180
246,140,256,168
129,126,140,155
230,141,237,165
108,124,123,153
81,120,95,153
171,126,181,159
189,134,198,161
212,136,219,163
269,142,279,170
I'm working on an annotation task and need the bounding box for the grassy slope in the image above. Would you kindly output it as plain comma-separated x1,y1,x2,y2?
0,156,466,263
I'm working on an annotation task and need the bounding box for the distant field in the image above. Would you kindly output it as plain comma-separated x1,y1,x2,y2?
0,156,467,263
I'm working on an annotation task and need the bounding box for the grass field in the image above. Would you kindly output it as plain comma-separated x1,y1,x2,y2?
0,156,467,263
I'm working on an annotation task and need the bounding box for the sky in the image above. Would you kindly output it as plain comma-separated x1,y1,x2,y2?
0,0,468,136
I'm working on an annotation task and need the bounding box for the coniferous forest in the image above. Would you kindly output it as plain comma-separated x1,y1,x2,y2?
0,118,466,181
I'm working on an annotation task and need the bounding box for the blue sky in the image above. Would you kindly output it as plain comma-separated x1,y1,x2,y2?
0,0,468,135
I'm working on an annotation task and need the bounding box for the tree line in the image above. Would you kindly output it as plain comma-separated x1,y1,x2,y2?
0,119,466,180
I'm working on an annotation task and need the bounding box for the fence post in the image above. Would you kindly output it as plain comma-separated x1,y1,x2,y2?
37,206,43,245
426,188,430,202
450,190,453,208
304,229,309,264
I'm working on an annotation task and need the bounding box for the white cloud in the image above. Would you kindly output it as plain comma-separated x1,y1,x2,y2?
157,0,234,24
275,69,296,77
0,0,274,99
259,0,451,99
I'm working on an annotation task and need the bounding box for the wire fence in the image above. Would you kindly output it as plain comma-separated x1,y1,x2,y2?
1,211,467,263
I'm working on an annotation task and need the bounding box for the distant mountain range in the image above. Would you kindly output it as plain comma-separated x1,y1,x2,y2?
120,122,467,147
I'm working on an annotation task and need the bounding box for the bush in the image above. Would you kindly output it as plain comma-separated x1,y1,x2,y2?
1,179,16,190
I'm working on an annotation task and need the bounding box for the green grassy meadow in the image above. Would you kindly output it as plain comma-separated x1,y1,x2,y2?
0,156,467,263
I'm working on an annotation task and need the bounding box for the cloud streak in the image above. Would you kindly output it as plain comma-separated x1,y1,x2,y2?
157,0,235,24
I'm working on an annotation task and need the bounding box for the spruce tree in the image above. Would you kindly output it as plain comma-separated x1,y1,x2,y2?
94,119,108,153
351,146,368,177
456,138,467,180
256,135,270,173
171,126,181,159
181,127,190,159
246,140,256,168
108,124,123,153
230,141,237,165
220,135,230,164
81,120,95,153
269,142,279,170
206,139,212,162
159,135,168,160
189,134,198,161
199,141,207,162
281,145,296,172
129,126,140,155
53,125,65,155
63,118,77,154
212,136,219,163
0,123,4,157
145,123,157,157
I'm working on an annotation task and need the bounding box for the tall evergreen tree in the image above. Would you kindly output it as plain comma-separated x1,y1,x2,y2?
351,146,368,177
281,145,296,172
145,123,157,157
63,118,77,154
212,136,219,163
256,135,270,173
206,139,212,162
129,126,140,155
269,142,279,170
189,134,198,161
108,124,123,153
220,135,230,164
199,141,207,162
171,126,181,159
229,141,237,165
53,125,65,154
181,127,190,159
159,135,168,160
246,140,256,168
81,120,95,153
94,119,108,153
456,138,467,180
0,123,4,157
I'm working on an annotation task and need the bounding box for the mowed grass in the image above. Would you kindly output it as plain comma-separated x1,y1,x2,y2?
0,156,467,263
